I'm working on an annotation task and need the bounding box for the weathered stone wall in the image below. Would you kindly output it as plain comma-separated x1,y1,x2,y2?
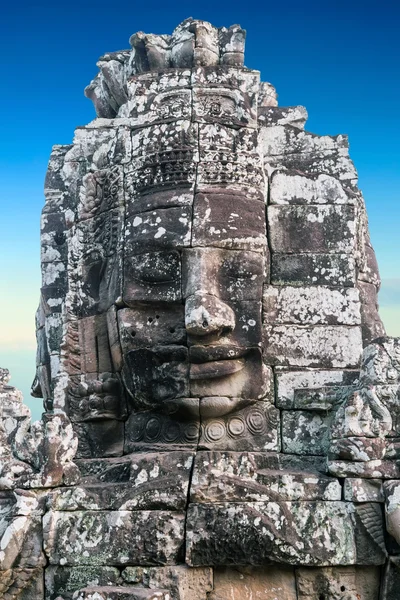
1,18,399,600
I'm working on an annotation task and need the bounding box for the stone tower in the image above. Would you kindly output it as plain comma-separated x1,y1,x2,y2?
1,18,400,600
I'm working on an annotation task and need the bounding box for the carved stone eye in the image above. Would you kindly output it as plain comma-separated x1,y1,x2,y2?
132,251,180,284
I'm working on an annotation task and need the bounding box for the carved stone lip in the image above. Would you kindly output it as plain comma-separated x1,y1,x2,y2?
199,396,243,418
189,345,248,363
189,358,245,380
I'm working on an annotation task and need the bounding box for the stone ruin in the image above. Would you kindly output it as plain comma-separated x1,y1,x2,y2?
1,17,400,600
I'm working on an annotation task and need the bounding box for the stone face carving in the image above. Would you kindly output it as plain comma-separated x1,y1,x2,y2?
329,338,400,470
0,369,79,490
1,17,398,600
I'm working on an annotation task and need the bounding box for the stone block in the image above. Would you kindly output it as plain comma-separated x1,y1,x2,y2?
121,565,213,600
149,566,211,600
358,242,381,288
196,122,261,179
192,189,266,250
77,167,124,221
41,240,68,264
384,480,400,545
357,280,386,344
124,411,200,453
387,438,400,459
0,514,45,569
41,260,67,289
73,588,170,600
196,151,264,190
344,385,400,438
260,125,357,184
75,457,131,484
219,27,245,66
74,421,124,458
198,122,258,155
183,247,266,302
41,211,67,242
122,251,182,305
186,501,386,567
43,510,185,566
0,567,44,599
261,124,347,157
125,189,193,218
44,144,70,193
198,401,280,452
67,372,127,423
45,566,120,600
282,410,334,456
126,70,192,126
263,324,363,368
0,490,47,518
275,368,359,409
68,211,124,317
271,253,355,286
66,314,113,376
344,479,384,503
106,306,123,371
192,67,259,128
118,305,186,351
66,126,116,165
328,460,400,479
190,451,341,502
268,205,356,254
73,207,124,255
191,349,268,401
381,557,400,600
76,254,122,316
209,566,297,600
124,207,192,254
126,122,197,195
44,313,64,354
40,285,66,314
121,346,190,413
295,566,381,599
329,436,387,462
129,116,195,155
258,81,278,107
48,451,193,511
269,170,352,205
263,285,361,325
258,106,307,129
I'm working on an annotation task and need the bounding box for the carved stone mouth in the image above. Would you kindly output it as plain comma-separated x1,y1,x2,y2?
189,345,248,363
189,358,245,380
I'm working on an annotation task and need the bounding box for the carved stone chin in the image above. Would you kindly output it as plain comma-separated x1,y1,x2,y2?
2,16,398,600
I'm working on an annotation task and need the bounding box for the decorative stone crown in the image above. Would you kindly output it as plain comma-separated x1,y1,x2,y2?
84,19,278,119
128,18,246,70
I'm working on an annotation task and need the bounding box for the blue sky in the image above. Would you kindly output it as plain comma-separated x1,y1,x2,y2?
0,0,399,421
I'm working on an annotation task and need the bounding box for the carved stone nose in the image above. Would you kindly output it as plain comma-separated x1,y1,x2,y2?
185,294,235,337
